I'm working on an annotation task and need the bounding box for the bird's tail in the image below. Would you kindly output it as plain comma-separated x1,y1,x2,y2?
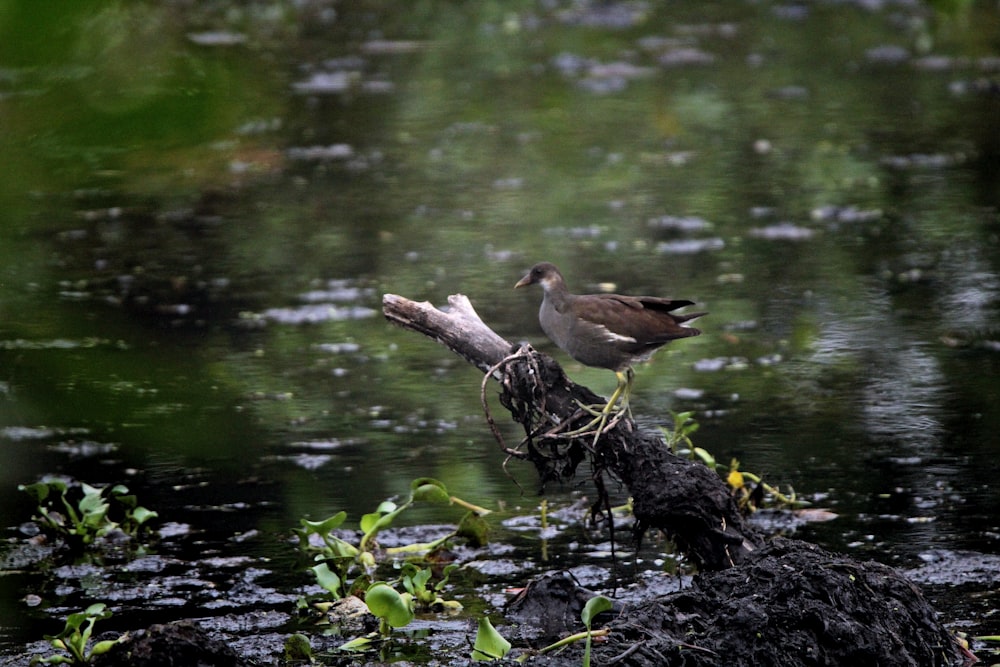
673,311,707,325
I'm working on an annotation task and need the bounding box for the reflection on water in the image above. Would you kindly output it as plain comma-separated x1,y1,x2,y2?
863,341,945,450
1,0,1000,659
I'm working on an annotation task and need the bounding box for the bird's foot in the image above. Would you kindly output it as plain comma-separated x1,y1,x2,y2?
572,399,625,418
550,398,629,445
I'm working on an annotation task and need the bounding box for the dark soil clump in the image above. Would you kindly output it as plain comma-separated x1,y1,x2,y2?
518,538,967,667
93,621,247,667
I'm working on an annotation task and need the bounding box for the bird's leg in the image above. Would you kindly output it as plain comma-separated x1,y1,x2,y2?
618,367,634,419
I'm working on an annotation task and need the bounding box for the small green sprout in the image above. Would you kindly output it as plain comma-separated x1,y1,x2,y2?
660,411,700,455
18,478,158,550
299,477,489,600
581,596,613,667
31,603,123,665
400,562,462,611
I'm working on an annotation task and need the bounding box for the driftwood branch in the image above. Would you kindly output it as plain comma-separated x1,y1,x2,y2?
383,293,512,373
383,292,762,570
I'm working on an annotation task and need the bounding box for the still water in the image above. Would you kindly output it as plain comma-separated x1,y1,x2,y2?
1,0,999,660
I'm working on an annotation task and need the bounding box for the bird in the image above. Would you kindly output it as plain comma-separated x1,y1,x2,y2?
515,261,704,437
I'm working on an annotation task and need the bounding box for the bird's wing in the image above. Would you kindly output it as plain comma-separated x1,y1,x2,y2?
571,294,703,345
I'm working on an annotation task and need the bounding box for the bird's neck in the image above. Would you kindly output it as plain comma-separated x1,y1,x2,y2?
542,281,572,312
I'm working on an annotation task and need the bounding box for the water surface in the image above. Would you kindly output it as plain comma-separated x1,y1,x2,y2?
2,0,999,661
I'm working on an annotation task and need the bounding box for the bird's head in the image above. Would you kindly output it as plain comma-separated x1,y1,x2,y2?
515,262,563,292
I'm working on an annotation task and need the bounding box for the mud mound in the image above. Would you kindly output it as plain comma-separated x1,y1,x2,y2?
591,538,963,667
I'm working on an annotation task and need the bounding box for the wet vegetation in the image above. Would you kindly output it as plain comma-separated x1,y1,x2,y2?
1,0,1000,664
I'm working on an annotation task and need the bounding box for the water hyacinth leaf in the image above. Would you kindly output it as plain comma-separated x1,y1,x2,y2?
330,538,360,559
358,511,380,535
365,583,414,628
410,477,447,491
401,564,432,596
18,482,53,502
360,501,399,534
68,603,110,631
456,511,490,547
436,563,459,590
311,562,344,598
411,478,450,504
360,502,407,550
471,616,511,661
338,635,374,652
284,633,313,661
130,506,158,525
298,512,359,558
90,638,121,656
78,485,111,524
301,511,348,534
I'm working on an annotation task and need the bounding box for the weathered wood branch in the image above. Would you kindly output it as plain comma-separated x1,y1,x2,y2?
383,292,763,570
383,293,512,373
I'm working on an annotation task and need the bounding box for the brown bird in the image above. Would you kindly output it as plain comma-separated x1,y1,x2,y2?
515,262,704,434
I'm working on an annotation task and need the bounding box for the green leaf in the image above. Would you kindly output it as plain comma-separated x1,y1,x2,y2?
130,506,158,525
471,616,511,661
18,482,52,502
693,447,716,469
412,483,450,504
85,602,109,617
358,511,381,535
359,502,407,550
581,595,613,629
283,633,313,661
435,564,459,591
402,565,434,600
360,501,398,534
410,478,450,503
78,485,111,525
297,512,359,558
374,500,397,514
365,583,414,629
411,567,432,589
301,511,347,535
115,494,138,509
90,638,120,656
582,596,613,667
311,563,344,598
337,634,374,652
456,512,490,547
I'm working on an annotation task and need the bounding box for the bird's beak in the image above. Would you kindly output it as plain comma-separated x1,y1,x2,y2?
514,274,532,289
